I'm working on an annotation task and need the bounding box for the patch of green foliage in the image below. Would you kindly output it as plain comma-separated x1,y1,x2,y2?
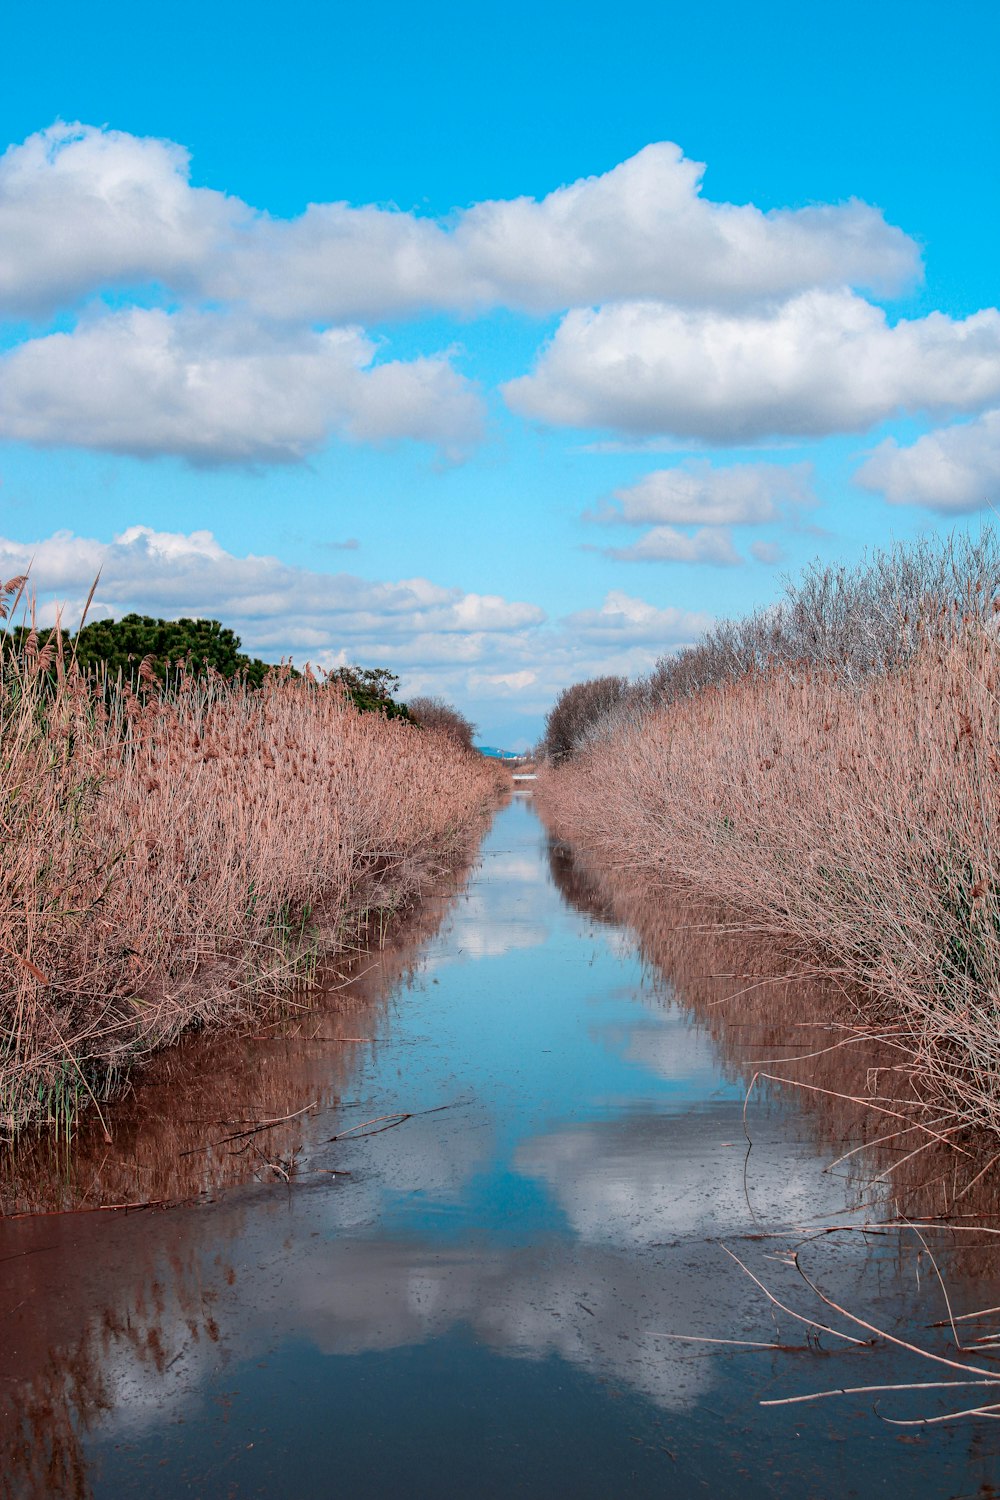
936,854,1000,999
329,665,412,721
75,614,274,685
2,614,276,687
2,617,412,719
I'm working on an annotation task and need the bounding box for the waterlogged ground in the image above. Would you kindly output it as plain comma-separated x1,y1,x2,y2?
4,794,1000,1497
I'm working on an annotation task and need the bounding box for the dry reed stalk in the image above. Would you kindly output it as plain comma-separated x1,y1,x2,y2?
538,623,1000,1146
0,597,507,1142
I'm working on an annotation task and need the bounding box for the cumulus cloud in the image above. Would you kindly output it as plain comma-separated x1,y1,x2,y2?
0,523,713,741
452,145,918,311
0,126,919,323
592,459,815,526
855,408,1000,513
216,142,917,321
1,124,980,471
604,526,743,565
0,123,239,318
432,590,712,735
563,591,714,643
584,463,810,568
504,291,1000,443
0,525,543,650
467,669,539,695
0,308,483,464
455,590,715,729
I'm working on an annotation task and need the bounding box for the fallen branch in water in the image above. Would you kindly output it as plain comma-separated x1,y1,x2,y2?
651,1332,812,1352
762,1378,1000,1408
327,1100,464,1141
178,1100,318,1155
681,1228,1000,1426
2,1198,176,1221
720,1244,870,1347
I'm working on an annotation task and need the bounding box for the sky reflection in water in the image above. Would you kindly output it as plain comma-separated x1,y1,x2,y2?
3,794,1000,1498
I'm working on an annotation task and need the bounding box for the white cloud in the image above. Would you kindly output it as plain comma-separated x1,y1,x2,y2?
0,125,970,473
855,408,1000,513
0,525,543,649
504,291,1000,443
604,525,743,565
592,459,814,526
457,595,715,729
447,143,917,313
585,463,809,569
0,524,713,742
467,669,539,695
0,308,483,464
0,122,239,318
563,591,714,643
0,126,919,322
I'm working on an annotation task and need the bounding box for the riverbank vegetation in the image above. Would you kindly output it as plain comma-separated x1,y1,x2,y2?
406,695,477,750
538,529,1000,1146
0,583,506,1143
2,612,417,721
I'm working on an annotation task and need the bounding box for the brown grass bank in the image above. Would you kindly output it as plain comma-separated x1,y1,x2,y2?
0,593,507,1143
0,818,484,1216
547,836,1000,1227
538,624,1000,1146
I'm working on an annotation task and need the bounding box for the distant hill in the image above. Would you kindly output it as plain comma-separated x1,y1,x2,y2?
476,745,520,760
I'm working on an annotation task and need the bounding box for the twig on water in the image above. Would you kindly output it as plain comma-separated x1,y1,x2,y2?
678,1234,1000,1426
762,1379,1000,1408
651,1332,810,1352
721,1244,870,1347
326,1100,463,1142
3,1198,174,1221
179,1100,318,1156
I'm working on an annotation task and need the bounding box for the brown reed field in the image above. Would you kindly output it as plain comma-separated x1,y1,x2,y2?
539,606,1000,1147
0,577,507,1144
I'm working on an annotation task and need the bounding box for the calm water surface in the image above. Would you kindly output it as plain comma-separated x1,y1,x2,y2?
3,795,1000,1497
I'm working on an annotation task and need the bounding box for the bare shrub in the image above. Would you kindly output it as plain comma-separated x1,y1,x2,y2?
574,530,1000,757
651,528,1000,705
408,695,477,751
541,675,631,763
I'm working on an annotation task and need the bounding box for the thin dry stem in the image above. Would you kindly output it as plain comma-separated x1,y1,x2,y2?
0,609,507,1141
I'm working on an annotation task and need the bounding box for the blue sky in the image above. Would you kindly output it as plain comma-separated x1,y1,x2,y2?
0,0,997,747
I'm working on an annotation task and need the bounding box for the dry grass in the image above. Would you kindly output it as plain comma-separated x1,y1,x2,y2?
0,580,507,1141
539,619,1000,1142
0,829,483,1215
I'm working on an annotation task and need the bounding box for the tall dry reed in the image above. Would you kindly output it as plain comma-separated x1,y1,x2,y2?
0,580,506,1141
539,621,1000,1139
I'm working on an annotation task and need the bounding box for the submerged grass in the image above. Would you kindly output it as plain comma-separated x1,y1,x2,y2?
0,580,507,1143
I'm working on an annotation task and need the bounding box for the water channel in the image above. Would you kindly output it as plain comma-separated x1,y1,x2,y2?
3,792,1000,1497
